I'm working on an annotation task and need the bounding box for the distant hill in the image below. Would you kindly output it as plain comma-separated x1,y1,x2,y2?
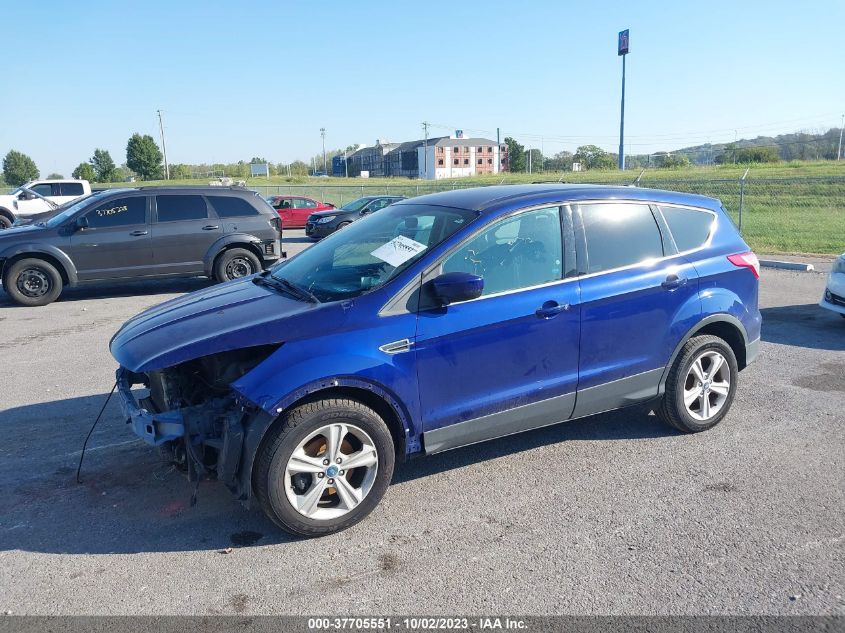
666,128,842,165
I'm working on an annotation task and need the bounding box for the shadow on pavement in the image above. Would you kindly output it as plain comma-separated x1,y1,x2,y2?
0,277,213,307
761,303,845,351
0,391,671,555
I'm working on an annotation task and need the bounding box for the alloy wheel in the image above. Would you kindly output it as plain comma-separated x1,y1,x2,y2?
284,422,379,520
683,350,731,421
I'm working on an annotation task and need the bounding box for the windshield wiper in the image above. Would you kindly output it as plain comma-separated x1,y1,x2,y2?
253,273,318,303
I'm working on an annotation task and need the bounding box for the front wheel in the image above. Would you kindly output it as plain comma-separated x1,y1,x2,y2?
656,335,738,433
2,258,63,306
213,248,261,282
0,214,12,230
254,398,395,536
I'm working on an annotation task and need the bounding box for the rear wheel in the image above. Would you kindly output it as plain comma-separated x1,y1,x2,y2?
657,335,738,433
254,398,395,536
213,248,261,282
2,258,63,306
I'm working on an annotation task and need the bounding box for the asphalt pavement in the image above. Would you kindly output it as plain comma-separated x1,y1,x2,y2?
0,233,842,615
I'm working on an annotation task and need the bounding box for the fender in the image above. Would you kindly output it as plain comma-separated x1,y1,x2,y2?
202,233,265,276
234,373,418,502
657,313,750,395
0,243,78,284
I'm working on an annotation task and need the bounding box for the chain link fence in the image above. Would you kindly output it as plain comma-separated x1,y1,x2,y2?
252,176,845,255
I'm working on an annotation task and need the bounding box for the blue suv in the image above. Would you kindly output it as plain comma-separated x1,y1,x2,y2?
110,185,761,536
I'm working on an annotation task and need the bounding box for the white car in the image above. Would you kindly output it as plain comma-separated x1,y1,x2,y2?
0,179,91,228
819,252,845,319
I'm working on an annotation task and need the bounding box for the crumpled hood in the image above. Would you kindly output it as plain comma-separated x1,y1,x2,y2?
110,276,326,372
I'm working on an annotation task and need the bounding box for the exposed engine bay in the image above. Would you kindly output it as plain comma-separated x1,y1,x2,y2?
120,344,279,499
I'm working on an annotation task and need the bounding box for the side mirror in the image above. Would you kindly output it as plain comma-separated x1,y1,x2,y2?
430,272,484,305
75,216,89,231
18,192,31,201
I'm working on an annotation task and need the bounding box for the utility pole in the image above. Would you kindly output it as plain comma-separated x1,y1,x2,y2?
320,128,326,174
496,127,501,174
157,109,169,180
617,29,629,170
838,114,844,161
422,121,430,179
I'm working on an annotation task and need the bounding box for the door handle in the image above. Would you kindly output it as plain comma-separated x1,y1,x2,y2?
661,274,688,289
130,230,148,236
535,300,569,319
202,225,220,230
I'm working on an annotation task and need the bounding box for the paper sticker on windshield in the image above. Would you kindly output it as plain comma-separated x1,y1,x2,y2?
370,235,427,267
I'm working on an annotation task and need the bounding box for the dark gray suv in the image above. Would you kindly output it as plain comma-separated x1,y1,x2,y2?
0,186,282,306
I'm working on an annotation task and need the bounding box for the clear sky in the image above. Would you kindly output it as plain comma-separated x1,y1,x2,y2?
2,0,843,176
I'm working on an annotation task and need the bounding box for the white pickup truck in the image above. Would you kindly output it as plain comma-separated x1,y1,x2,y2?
0,179,92,228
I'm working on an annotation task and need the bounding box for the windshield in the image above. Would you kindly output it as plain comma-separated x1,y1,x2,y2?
45,191,108,227
270,203,476,302
340,197,372,212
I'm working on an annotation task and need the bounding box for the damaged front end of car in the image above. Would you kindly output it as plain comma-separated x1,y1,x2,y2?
115,344,280,500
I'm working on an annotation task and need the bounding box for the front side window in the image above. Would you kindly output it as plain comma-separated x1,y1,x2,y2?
660,205,714,252
208,195,259,217
156,195,208,222
30,183,56,196
579,203,663,274
442,206,562,296
271,203,475,302
85,196,146,228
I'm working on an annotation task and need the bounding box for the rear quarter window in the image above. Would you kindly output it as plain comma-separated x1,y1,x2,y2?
208,195,260,218
660,205,715,252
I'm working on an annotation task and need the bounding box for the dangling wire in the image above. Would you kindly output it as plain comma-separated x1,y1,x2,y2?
76,382,117,484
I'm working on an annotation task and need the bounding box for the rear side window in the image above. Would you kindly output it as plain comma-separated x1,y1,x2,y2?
208,195,259,217
156,195,208,222
61,182,85,196
85,196,146,228
660,205,714,252
580,203,663,274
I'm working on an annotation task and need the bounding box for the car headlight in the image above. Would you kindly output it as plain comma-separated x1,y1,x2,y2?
316,215,336,224
833,257,845,275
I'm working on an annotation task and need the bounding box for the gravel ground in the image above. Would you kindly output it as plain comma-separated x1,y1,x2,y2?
0,235,842,616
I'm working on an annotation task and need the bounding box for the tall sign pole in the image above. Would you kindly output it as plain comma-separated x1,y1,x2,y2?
157,109,169,180
618,29,629,170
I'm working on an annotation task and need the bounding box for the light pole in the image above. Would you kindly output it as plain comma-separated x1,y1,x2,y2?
320,127,326,174
618,29,629,170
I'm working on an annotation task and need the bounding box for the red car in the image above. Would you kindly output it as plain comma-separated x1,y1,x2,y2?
266,196,335,229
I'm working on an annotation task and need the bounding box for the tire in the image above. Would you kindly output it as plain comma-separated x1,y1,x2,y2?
213,248,261,282
254,398,395,537
0,213,12,230
335,221,351,231
656,334,738,433
2,257,63,306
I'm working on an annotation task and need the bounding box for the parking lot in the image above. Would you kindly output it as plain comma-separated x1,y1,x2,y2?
0,231,842,616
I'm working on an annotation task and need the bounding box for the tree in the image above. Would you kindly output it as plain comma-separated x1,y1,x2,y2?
574,145,615,170
657,154,690,169
47,173,64,179
90,148,117,182
168,163,192,180
126,133,164,180
546,151,574,172
504,137,525,172
3,150,39,186
72,162,96,181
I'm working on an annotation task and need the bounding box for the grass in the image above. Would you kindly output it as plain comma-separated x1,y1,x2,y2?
98,160,845,255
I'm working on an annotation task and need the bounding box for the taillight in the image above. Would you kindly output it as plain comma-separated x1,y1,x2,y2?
727,251,760,279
